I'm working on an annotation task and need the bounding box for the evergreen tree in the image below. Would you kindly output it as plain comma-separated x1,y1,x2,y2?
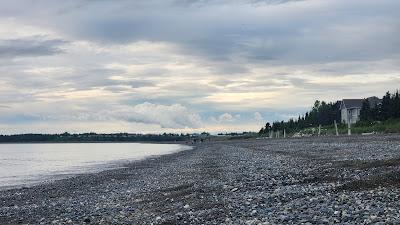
380,92,392,120
360,99,372,122
394,91,400,118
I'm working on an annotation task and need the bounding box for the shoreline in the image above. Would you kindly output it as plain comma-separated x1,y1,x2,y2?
0,143,193,192
0,141,189,144
2,135,400,224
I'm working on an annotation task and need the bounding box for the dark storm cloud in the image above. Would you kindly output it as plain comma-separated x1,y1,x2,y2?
0,38,67,58
2,0,399,68
92,1,400,66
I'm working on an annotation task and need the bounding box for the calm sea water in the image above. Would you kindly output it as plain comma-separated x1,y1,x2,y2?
0,143,190,190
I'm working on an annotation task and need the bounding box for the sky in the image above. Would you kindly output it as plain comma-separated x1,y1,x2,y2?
0,0,399,134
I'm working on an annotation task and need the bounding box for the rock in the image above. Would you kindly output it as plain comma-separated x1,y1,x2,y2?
176,213,183,220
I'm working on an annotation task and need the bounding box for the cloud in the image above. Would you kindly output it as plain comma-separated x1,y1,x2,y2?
105,102,202,129
211,113,240,123
50,1,400,64
0,105,11,109
254,112,264,121
0,0,399,134
0,101,203,129
2,1,400,68
173,0,305,7
0,37,67,58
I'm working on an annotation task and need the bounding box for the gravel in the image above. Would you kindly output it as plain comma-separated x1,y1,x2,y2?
2,134,400,224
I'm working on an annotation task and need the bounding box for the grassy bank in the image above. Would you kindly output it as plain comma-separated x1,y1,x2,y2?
280,119,400,137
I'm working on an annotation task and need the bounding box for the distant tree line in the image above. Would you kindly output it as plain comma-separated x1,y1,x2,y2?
217,132,256,136
259,90,400,135
0,132,189,143
360,91,400,123
259,101,341,134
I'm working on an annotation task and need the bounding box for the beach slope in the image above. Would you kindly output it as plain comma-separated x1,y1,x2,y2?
2,135,400,224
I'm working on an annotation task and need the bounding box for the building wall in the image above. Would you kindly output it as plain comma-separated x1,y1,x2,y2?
351,108,360,124
341,108,360,124
341,109,348,124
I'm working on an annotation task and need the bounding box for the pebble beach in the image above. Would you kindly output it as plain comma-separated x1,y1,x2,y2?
2,135,400,224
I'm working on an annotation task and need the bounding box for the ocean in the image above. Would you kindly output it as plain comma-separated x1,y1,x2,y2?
0,143,190,190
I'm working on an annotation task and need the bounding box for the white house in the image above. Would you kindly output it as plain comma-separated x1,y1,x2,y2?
340,97,382,124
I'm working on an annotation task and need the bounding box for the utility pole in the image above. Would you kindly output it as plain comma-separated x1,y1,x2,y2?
318,125,321,136
347,112,352,136
334,120,339,136
347,122,351,136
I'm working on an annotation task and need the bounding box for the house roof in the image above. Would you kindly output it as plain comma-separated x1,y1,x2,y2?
340,97,382,110
340,99,363,109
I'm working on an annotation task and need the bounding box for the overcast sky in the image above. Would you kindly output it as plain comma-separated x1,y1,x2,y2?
0,0,399,134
